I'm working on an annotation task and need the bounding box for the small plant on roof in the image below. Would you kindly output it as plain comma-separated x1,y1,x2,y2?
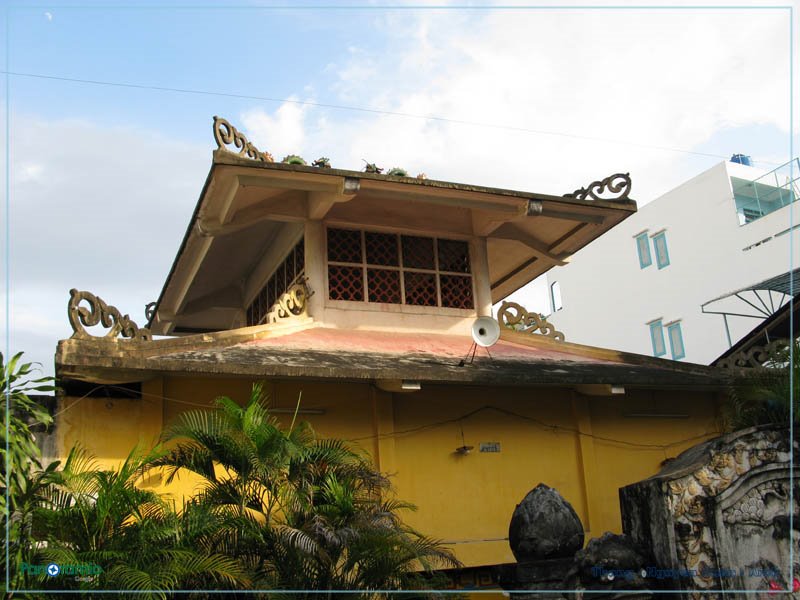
281,154,307,165
416,173,428,180
312,157,331,168
363,160,383,174
387,167,408,177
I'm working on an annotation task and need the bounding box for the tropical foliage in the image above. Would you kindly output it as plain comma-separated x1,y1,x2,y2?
724,338,800,431
155,383,459,596
1,351,56,591
3,367,458,598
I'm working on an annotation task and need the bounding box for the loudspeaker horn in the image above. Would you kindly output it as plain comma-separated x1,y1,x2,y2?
471,316,500,347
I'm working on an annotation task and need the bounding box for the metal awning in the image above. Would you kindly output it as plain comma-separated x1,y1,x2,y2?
702,268,799,350
702,268,800,307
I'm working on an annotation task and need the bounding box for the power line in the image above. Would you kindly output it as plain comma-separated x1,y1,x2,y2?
97,383,718,452
0,69,751,162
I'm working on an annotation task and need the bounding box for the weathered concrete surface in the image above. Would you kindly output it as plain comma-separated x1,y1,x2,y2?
56,323,731,389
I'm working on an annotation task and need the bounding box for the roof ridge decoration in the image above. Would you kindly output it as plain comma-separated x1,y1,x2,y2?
565,172,631,201
68,289,152,341
716,339,788,369
266,281,313,323
497,301,565,342
213,116,274,163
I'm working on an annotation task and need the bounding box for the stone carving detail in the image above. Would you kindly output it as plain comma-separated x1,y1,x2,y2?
723,480,787,526
265,282,312,324
213,116,274,162
716,340,788,369
68,289,152,341
566,172,632,201
665,429,792,593
509,483,584,561
497,301,565,341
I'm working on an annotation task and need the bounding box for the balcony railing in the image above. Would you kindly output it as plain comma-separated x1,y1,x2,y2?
732,157,800,225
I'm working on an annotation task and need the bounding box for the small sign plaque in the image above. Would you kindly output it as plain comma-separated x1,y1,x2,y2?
479,442,501,453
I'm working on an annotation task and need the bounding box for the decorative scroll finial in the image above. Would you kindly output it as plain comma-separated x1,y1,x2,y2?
145,302,156,323
213,116,274,162
497,301,565,341
68,289,152,341
565,173,631,201
266,281,314,324
717,340,788,369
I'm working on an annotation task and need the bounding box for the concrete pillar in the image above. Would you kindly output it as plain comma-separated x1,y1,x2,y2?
470,236,493,316
305,220,326,322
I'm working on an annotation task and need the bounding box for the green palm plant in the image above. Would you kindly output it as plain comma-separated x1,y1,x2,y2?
723,338,800,431
31,445,249,599
158,383,460,597
1,351,56,592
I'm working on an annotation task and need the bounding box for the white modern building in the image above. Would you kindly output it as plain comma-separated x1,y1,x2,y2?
538,157,799,365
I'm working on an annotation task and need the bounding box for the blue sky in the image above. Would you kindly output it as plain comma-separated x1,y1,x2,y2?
1,1,798,377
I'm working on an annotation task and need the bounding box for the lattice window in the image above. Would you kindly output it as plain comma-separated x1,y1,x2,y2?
246,237,305,326
365,231,399,266
438,239,471,274
368,269,401,304
404,271,437,306
440,275,474,309
328,228,362,263
326,227,474,310
402,235,435,269
267,278,276,314
328,265,364,301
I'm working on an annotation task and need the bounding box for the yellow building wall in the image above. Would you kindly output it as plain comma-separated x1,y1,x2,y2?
54,376,721,569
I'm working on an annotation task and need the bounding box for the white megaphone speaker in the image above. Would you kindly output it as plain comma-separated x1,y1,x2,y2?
471,316,501,348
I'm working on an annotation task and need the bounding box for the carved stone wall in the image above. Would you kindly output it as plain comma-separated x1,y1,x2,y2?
620,426,798,600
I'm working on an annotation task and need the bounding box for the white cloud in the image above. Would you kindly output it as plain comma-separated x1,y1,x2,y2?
255,7,792,204
2,116,208,376
241,99,310,160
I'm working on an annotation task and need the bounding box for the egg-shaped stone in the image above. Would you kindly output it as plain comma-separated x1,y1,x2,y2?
508,483,584,561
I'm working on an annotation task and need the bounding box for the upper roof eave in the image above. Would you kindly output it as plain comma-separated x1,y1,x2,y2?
147,150,638,334
210,149,639,212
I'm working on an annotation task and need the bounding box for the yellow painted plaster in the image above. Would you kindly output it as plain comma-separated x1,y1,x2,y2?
54,376,721,569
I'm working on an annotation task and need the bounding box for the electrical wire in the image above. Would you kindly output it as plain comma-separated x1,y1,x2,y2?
50,384,105,418
0,69,764,163
91,383,719,451
346,404,718,450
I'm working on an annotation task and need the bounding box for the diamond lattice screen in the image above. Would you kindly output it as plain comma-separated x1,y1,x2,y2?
440,275,474,309
368,269,402,304
365,232,399,266
328,228,362,263
404,271,437,306
328,265,364,301
402,235,435,269
438,239,471,274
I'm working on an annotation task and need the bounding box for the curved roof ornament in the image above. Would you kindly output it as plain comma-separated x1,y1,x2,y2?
68,289,152,341
565,172,632,201
497,301,565,342
213,116,274,163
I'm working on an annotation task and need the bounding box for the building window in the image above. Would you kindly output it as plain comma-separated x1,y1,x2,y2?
652,231,670,269
550,281,562,312
326,227,474,309
666,321,685,360
635,232,652,269
649,319,666,357
246,237,305,326
732,172,798,225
